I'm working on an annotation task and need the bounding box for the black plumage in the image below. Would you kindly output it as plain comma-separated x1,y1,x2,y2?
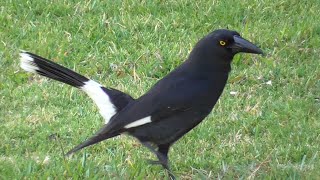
20,29,263,179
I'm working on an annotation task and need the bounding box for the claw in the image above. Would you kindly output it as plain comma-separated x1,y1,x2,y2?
168,172,176,180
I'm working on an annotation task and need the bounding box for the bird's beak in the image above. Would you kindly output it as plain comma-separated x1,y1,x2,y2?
230,35,263,54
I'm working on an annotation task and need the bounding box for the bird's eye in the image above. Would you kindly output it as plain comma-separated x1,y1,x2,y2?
219,40,226,46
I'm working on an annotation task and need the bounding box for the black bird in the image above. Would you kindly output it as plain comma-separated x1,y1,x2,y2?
20,29,263,178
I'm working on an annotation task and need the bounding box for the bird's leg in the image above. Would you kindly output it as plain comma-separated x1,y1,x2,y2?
157,144,175,180
140,141,158,155
140,142,163,164
156,144,169,169
140,142,167,166
140,142,175,179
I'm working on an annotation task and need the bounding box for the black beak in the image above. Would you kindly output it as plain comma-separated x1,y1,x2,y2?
230,36,263,54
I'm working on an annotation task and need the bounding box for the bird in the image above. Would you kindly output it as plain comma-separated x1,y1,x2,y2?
20,29,263,179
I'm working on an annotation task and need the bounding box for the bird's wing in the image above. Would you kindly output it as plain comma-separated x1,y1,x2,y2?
65,102,193,155
91,77,212,136
65,76,212,155
20,51,134,124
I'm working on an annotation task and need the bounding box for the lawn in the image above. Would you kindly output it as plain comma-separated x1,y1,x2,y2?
1,0,319,179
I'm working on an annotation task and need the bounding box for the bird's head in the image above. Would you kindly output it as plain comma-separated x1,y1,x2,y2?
210,29,263,55
189,29,263,68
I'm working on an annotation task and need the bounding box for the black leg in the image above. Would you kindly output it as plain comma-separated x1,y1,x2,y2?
139,141,163,164
140,142,175,179
140,141,158,155
157,144,169,169
140,142,169,167
158,144,175,180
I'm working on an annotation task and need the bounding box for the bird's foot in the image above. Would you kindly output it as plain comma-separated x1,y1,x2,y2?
145,159,175,179
168,172,176,180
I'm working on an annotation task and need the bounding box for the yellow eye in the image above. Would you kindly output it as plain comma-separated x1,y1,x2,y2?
219,40,226,46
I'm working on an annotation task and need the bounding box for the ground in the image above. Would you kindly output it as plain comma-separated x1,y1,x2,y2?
0,0,319,179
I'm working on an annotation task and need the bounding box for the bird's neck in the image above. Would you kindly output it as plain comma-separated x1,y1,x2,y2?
183,57,232,75
186,45,233,74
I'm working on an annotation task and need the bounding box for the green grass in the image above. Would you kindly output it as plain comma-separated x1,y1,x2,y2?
1,0,320,179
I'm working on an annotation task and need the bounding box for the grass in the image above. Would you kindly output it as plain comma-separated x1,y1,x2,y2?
1,0,319,179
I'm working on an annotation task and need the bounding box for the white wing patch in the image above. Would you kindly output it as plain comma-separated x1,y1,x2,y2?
124,116,152,128
20,52,39,73
82,80,117,124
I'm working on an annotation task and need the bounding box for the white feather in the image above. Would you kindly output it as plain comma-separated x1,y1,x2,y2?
20,52,39,73
82,80,117,124
124,116,152,128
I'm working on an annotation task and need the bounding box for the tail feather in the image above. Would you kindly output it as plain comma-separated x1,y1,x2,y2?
20,51,135,154
20,51,134,124
20,51,88,87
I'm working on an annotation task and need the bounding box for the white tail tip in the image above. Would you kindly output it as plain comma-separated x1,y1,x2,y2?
20,52,39,73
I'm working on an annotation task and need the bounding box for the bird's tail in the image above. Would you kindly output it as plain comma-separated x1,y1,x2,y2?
20,51,90,88
20,51,134,124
